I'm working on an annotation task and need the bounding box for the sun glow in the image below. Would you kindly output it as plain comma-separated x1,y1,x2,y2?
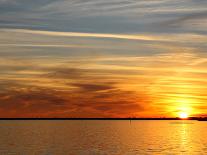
179,112,188,119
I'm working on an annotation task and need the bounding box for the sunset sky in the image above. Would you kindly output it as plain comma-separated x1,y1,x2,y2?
0,0,207,118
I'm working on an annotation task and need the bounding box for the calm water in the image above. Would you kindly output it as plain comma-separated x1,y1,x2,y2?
0,120,207,155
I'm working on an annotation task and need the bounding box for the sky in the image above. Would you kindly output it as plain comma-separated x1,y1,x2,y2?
0,0,207,118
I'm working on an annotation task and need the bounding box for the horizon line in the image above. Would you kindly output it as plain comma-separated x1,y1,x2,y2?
0,117,205,121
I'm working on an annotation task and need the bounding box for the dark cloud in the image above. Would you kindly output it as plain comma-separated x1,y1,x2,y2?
0,86,71,117
72,83,115,92
45,68,86,79
156,11,207,33
0,80,147,118
0,0,56,12
0,65,35,73
165,11,207,25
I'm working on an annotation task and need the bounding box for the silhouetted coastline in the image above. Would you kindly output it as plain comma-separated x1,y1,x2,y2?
0,117,206,121
197,117,207,121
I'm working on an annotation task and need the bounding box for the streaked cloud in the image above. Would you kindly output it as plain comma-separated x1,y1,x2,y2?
1,0,207,33
1,28,207,45
0,0,207,117
0,28,168,42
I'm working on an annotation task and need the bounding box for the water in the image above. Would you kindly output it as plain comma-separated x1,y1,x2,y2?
0,120,207,155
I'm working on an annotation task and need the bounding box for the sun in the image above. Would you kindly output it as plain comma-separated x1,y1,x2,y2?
179,112,188,119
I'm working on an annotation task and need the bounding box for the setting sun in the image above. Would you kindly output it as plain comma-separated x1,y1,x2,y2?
179,112,188,119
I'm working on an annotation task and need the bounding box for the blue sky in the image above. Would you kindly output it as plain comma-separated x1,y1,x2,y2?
1,0,207,33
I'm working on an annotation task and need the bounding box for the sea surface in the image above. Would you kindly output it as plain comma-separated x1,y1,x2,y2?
0,120,207,155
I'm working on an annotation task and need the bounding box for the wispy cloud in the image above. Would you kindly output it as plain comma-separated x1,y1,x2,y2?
0,28,166,41
1,28,207,44
1,0,206,33
0,0,207,117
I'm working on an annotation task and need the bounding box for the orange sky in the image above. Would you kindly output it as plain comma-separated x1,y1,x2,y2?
0,0,207,118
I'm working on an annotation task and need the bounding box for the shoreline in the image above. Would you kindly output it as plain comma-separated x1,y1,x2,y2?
0,117,204,121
